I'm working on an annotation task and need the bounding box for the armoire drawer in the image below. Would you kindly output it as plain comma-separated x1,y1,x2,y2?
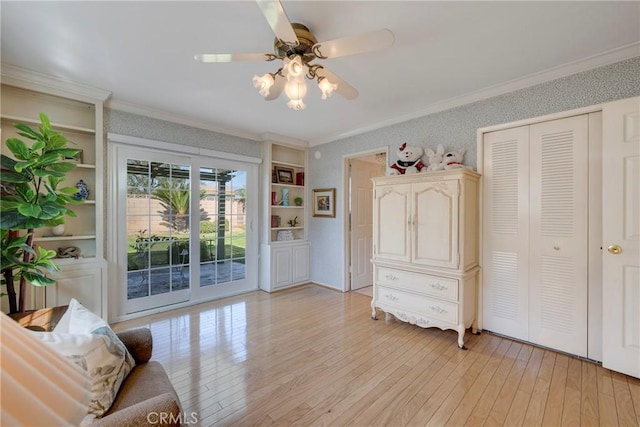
375,267,458,301
375,285,458,324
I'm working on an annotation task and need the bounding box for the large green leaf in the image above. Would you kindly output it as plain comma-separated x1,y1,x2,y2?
0,210,27,229
5,138,30,160
21,271,56,287
17,203,42,218
15,122,44,139
48,162,76,173
0,170,31,184
38,201,64,219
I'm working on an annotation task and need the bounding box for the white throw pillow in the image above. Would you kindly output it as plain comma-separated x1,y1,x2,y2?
32,299,135,417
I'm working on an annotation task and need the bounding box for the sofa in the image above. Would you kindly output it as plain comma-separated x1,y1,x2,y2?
12,306,183,426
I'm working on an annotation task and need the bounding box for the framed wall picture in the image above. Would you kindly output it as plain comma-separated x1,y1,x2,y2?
275,166,294,184
312,188,336,218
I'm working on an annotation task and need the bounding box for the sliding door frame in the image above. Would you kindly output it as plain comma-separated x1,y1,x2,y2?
107,133,261,322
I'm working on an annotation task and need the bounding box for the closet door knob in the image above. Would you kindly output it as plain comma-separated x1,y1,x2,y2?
607,245,622,255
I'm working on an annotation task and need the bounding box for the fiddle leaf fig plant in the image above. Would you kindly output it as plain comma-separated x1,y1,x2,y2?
0,113,83,313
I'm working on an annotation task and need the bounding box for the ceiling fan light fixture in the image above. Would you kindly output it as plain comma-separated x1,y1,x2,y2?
284,79,308,102
253,73,275,97
286,99,306,110
318,77,337,100
283,55,307,79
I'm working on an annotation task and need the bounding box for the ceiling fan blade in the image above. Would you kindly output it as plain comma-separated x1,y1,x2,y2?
194,53,271,63
256,0,299,45
315,67,358,100
265,74,285,101
313,29,394,59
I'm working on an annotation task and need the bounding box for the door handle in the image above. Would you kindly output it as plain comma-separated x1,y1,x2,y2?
607,245,622,255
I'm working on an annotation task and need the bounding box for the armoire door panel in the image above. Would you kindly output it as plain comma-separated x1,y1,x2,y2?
374,184,411,262
482,126,530,339
413,180,459,269
529,115,588,357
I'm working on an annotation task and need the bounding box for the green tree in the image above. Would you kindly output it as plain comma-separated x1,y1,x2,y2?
0,113,83,313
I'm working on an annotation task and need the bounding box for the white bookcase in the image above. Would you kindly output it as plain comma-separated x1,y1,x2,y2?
260,138,310,292
0,66,110,316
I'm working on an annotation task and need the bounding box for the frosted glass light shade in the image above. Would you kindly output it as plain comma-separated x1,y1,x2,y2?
284,79,308,101
252,73,275,97
318,77,338,100
0,312,90,426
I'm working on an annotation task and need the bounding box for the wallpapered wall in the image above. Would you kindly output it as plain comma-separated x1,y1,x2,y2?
105,58,640,293
308,56,640,290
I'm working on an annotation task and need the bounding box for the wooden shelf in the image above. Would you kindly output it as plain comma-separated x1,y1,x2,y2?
272,160,304,169
35,235,97,242
272,183,304,188
1,114,95,135
270,227,304,231
271,205,304,208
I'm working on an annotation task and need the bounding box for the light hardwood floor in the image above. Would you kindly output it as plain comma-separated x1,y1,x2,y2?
112,284,640,426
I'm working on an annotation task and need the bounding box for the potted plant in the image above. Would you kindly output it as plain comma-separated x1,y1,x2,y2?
1,113,83,313
294,196,303,206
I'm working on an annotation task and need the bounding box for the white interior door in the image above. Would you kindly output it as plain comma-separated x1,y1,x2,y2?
528,115,589,357
350,159,383,290
602,97,640,378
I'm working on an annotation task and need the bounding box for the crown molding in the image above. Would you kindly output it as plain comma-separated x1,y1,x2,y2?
260,132,309,147
1,63,111,102
309,42,640,146
106,99,261,142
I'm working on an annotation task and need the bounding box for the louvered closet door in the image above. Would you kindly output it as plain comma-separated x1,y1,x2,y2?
482,126,530,340
529,116,588,357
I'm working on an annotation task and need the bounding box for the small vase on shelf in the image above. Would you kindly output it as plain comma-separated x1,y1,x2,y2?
281,188,289,206
74,179,89,200
51,224,65,236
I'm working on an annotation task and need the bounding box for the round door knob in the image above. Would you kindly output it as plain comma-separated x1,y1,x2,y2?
608,245,622,255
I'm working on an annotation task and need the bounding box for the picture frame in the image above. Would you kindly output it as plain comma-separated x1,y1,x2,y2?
275,166,294,184
312,188,336,218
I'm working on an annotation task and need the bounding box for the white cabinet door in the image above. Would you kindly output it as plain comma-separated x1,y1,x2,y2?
602,97,640,378
529,115,589,357
292,244,310,283
46,261,105,318
413,180,459,269
482,125,530,341
272,247,292,288
374,184,411,262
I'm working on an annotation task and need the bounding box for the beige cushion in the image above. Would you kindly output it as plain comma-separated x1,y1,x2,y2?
32,299,134,417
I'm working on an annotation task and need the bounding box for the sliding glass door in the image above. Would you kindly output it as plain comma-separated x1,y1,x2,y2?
114,144,257,315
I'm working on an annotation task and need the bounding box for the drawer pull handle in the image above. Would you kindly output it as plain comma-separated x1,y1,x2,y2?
430,306,447,315
385,274,399,281
429,283,447,291
384,294,399,302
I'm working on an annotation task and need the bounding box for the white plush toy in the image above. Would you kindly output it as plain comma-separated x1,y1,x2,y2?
442,148,467,169
388,142,426,175
425,144,445,171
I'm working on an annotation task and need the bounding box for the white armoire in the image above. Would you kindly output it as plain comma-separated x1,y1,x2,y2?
371,169,480,349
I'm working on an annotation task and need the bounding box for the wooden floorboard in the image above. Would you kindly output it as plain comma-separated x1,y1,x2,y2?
112,284,639,426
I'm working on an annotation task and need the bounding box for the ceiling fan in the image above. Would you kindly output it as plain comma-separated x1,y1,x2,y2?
194,0,394,110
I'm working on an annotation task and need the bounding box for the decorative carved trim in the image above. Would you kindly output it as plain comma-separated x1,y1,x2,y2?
429,282,448,291
429,305,447,315
383,293,399,302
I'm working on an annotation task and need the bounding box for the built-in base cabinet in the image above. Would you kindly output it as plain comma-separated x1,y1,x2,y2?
261,243,310,291
45,260,106,318
371,170,480,349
